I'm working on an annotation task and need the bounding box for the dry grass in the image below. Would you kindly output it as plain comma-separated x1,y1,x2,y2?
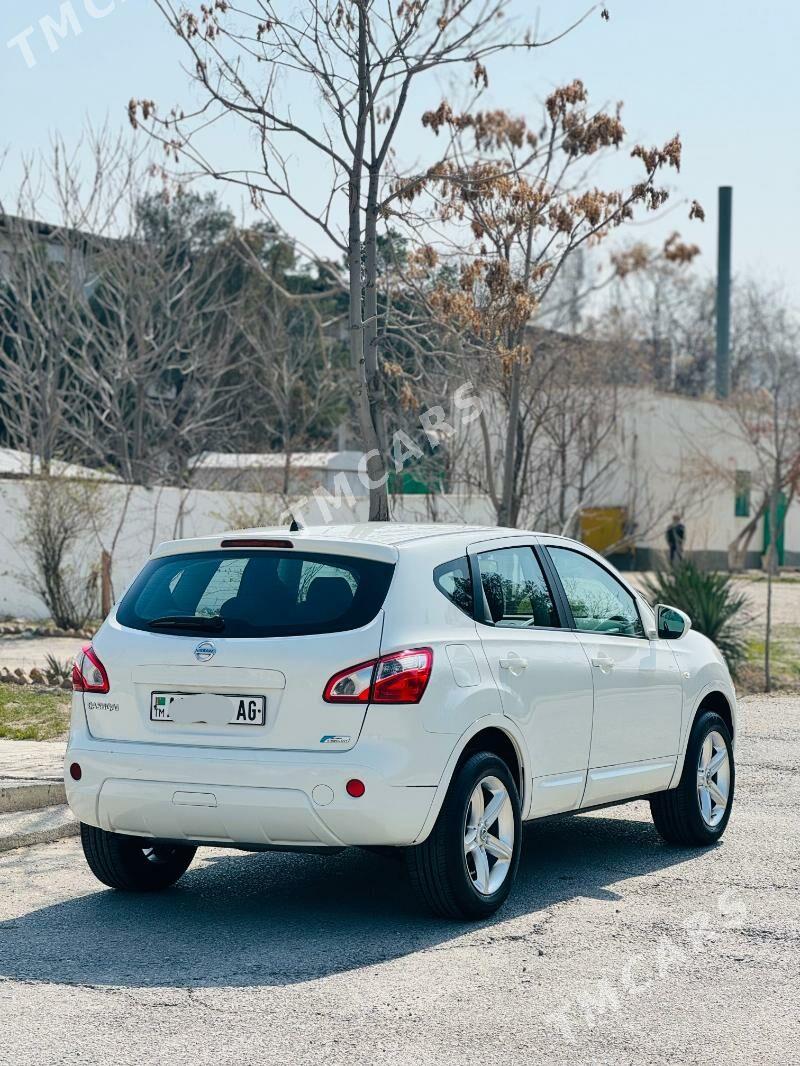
739,624,800,694
0,682,71,741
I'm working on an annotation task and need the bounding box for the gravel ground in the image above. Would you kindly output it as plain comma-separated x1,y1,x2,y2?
0,739,65,779
732,575,800,627
0,636,84,673
626,572,800,629
0,693,797,1066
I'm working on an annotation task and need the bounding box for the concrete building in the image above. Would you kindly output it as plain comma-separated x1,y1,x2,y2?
189,451,369,496
0,213,92,281
557,387,793,569
454,383,797,570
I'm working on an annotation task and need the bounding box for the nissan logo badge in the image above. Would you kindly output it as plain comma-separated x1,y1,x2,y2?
194,640,217,663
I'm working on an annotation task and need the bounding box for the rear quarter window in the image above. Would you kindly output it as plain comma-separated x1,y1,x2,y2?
117,550,395,638
433,556,473,616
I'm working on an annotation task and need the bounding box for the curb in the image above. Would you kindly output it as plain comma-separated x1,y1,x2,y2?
0,779,67,814
0,804,78,853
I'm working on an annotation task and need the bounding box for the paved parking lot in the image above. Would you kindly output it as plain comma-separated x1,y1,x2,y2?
0,693,797,1066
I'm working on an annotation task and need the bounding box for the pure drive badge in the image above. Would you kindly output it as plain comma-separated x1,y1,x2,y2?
320,735,351,745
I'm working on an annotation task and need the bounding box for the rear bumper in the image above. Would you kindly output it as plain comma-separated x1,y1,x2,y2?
65,729,437,849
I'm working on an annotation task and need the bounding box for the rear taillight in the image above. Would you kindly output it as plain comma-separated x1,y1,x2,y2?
323,648,432,705
323,660,376,703
372,648,433,703
72,644,110,694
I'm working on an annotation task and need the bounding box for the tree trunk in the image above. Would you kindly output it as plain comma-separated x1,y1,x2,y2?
498,225,536,529
498,358,522,526
101,550,113,618
728,497,766,571
363,174,390,521
347,8,389,522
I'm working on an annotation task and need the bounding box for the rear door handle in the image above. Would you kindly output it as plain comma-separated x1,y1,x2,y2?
499,654,527,676
590,653,615,672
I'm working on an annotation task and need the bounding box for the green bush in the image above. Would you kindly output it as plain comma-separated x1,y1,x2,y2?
642,561,750,676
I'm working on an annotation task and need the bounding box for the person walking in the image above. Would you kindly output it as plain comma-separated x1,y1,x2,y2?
666,514,686,565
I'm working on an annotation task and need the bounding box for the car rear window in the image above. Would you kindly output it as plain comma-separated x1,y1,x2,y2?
116,550,395,638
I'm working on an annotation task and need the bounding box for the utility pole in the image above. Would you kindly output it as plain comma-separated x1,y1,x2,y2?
715,186,733,399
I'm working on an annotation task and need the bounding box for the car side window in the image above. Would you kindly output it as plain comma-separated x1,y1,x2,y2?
547,547,644,638
476,546,559,628
433,556,473,617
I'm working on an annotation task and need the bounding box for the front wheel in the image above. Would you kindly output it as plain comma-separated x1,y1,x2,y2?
81,823,196,891
406,751,522,920
650,710,735,846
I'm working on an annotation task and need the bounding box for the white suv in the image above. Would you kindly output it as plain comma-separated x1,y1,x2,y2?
66,524,736,920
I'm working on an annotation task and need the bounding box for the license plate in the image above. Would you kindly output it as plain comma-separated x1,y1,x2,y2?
150,692,266,726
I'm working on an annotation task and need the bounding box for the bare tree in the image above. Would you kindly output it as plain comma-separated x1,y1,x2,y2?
132,1,600,520
66,199,245,486
233,233,348,489
586,252,800,401
393,83,701,524
1,133,258,600
14,478,106,630
586,241,714,395
0,214,81,470
0,130,147,470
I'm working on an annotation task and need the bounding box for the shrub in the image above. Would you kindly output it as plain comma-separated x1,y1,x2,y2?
16,478,101,630
44,654,74,686
642,561,750,676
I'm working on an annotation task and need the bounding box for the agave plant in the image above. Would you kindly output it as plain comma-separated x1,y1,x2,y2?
44,654,75,687
642,561,750,676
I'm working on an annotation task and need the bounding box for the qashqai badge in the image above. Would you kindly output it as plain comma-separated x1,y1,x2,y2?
194,640,217,663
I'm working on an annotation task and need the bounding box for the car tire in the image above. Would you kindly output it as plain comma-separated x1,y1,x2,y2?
650,710,735,846
80,823,196,891
406,751,522,920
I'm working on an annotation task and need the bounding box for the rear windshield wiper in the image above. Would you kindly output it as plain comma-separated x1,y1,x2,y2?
147,615,225,632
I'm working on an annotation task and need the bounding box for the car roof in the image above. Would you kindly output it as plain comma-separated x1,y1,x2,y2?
152,522,526,562
151,523,582,564
278,523,507,545
268,522,586,549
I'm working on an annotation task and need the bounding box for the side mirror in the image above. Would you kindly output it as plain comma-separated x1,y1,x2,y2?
656,604,691,640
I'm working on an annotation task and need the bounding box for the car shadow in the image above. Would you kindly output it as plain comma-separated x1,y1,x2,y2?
0,806,708,988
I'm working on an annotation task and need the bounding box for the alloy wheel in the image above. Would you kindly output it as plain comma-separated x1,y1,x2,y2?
463,775,515,895
696,730,731,828
141,845,178,865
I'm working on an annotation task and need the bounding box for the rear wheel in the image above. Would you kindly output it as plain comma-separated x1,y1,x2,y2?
80,823,196,891
650,710,735,846
406,751,521,920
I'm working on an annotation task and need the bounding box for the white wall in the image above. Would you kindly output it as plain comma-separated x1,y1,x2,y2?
0,479,494,620
608,390,763,558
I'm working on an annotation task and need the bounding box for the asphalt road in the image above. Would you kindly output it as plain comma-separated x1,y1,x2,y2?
0,694,797,1066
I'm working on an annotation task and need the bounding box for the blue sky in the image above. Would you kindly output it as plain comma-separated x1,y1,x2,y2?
1,1,798,298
